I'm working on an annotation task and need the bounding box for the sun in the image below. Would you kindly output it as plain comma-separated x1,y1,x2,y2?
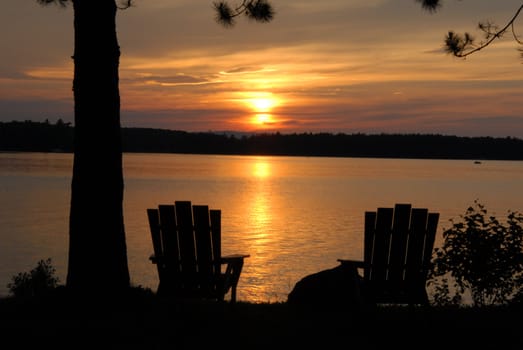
237,92,282,128
243,92,279,113
251,98,275,113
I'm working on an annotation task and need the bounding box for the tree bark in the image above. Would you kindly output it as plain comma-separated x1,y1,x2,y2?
67,0,130,293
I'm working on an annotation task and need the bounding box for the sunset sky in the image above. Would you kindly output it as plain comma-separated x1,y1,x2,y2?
2,0,523,137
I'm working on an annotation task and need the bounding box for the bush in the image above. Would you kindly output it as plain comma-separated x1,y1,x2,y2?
428,200,523,306
7,258,60,297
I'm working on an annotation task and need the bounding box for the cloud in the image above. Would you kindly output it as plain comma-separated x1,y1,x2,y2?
220,66,271,75
125,73,212,86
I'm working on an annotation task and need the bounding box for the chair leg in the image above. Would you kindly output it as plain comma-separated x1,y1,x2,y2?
223,259,245,303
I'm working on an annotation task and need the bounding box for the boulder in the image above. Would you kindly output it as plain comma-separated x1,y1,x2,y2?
287,263,363,309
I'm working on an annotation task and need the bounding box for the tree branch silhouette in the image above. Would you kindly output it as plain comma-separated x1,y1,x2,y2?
418,1,523,58
214,0,275,27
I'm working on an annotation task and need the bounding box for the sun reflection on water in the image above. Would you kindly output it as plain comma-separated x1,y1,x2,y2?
252,160,270,178
241,158,286,302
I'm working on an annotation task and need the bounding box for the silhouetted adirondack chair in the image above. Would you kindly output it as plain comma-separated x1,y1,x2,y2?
338,203,439,306
147,201,249,303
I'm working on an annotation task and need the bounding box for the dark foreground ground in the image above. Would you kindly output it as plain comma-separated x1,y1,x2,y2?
1,288,522,350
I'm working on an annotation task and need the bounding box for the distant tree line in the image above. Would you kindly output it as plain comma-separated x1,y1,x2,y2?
1,120,522,160
0,119,73,152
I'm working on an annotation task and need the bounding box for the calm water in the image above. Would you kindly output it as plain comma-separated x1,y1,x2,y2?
1,152,522,302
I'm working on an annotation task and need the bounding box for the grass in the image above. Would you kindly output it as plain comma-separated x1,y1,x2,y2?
1,286,522,349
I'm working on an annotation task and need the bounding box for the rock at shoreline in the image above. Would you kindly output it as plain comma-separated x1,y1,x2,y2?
287,264,363,309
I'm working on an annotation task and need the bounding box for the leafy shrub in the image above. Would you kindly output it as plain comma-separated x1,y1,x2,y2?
7,258,60,297
428,200,523,306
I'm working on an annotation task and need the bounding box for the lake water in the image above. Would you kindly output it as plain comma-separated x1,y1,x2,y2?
1,152,522,303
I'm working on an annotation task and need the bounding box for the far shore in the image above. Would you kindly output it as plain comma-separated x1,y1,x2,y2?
2,120,523,160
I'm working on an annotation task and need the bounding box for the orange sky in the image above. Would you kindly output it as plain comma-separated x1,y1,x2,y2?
1,0,523,137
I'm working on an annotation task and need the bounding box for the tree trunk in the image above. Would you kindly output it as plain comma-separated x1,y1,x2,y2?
67,0,130,294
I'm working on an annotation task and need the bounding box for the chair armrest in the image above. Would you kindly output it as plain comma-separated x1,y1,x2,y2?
150,254,162,264
337,259,365,269
220,254,250,264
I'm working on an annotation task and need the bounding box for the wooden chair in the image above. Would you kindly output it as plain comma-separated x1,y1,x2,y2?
147,200,249,303
338,203,439,306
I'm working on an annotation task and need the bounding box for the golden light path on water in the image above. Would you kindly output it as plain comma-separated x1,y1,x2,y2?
243,159,286,301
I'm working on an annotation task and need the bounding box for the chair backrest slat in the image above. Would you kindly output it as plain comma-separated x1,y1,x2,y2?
174,201,197,291
369,207,394,281
210,209,222,278
193,204,214,293
363,211,376,280
147,208,164,277
404,208,429,282
421,212,440,281
388,203,412,282
158,205,179,266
